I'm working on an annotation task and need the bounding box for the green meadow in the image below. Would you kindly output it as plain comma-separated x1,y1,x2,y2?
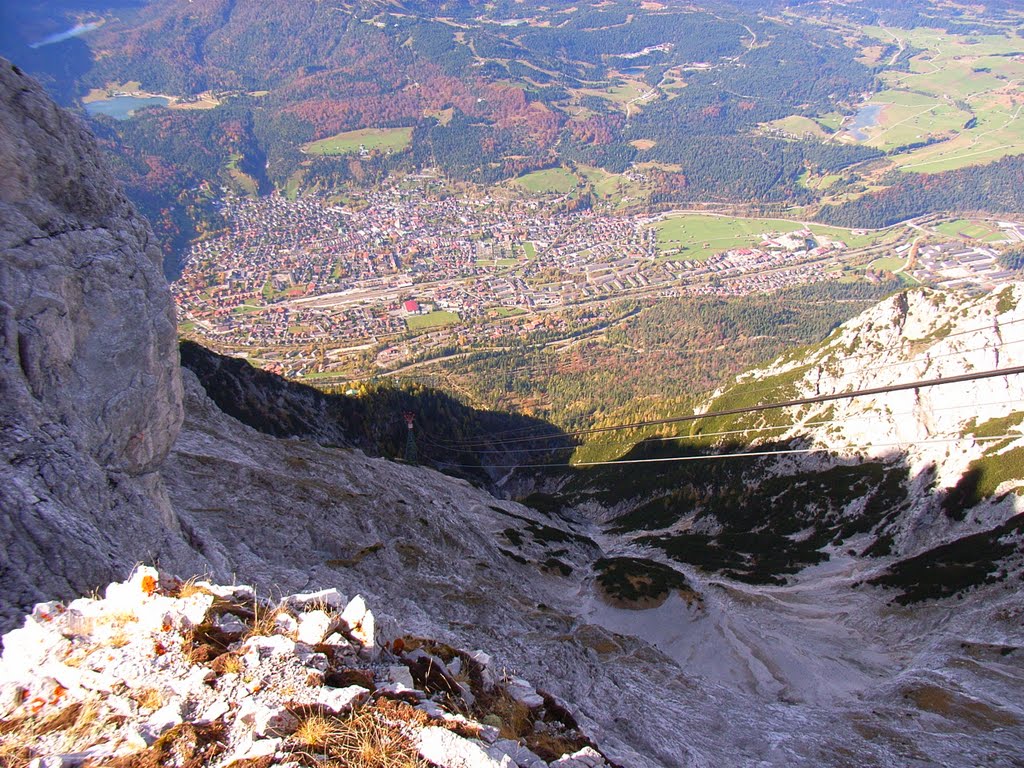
856,25,1024,172
513,167,579,195
304,127,413,156
406,310,460,330
652,214,885,260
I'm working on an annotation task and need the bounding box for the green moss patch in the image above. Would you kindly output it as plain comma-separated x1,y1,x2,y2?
593,557,699,609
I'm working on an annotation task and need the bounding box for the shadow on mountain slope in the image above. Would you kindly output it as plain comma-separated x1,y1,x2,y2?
181,342,1023,607
180,341,573,486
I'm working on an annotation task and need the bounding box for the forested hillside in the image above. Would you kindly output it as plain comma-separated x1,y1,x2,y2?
5,0,1021,262
0,0,878,256
440,279,904,442
818,156,1024,228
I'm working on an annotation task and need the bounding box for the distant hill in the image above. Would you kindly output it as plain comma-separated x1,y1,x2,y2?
3,0,879,256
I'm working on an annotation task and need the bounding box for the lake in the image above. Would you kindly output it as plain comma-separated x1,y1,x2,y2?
846,103,884,141
84,95,171,120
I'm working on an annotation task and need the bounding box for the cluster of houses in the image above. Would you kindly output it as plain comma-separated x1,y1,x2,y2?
171,187,890,379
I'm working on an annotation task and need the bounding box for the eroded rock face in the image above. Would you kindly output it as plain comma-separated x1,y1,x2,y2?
0,59,182,473
0,60,202,628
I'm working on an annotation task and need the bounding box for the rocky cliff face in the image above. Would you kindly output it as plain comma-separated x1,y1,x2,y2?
0,59,205,628
0,61,649,766
698,284,1024,560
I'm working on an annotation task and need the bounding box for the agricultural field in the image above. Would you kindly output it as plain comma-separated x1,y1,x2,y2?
494,307,527,318
406,310,460,330
577,165,653,207
808,224,884,249
651,214,885,260
225,154,258,195
303,127,413,156
816,112,845,131
285,168,306,200
573,79,652,111
475,256,519,267
853,25,1024,172
798,170,843,191
513,167,578,195
893,102,1024,172
854,90,971,152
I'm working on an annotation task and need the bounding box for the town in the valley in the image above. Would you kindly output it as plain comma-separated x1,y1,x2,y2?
174,179,1024,381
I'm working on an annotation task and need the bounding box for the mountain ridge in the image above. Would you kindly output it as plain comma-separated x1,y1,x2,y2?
696,284,1024,558
2,56,1024,766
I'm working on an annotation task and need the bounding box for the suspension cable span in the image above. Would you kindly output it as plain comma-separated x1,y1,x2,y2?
452,365,1024,447
421,351,1024,450
575,433,1022,466
419,317,1024,448
419,397,1024,454
423,432,1023,470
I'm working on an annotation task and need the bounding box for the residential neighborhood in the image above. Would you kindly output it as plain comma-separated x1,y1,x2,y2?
173,184,1020,380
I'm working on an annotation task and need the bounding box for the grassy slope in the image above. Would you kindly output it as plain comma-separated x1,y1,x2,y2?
304,128,414,156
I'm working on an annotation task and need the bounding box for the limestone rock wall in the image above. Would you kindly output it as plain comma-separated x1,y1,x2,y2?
0,60,205,628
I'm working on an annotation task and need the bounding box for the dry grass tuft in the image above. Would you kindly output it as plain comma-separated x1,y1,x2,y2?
55,700,109,753
525,728,589,763
0,699,110,764
132,688,164,713
210,652,244,675
481,691,533,740
244,601,287,640
84,721,227,768
0,739,33,768
331,706,426,768
174,576,214,599
109,630,131,649
374,699,429,728
288,704,426,768
293,712,336,748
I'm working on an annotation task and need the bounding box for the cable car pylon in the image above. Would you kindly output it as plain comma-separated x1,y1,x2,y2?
403,411,418,464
